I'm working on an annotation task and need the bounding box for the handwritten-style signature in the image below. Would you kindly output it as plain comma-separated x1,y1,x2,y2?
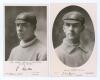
16,63,32,71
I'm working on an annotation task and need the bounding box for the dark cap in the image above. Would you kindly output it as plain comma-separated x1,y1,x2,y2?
15,12,37,25
62,11,85,24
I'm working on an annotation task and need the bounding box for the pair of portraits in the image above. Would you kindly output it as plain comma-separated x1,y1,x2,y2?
5,5,95,67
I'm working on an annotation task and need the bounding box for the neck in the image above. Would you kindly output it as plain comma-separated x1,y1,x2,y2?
23,35,36,43
65,37,80,45
20,37,36,48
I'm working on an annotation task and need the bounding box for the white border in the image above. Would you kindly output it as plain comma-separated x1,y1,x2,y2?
0,0,100,80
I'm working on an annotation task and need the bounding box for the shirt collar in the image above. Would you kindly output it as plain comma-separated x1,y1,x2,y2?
61,38,88,54
20,37,37,48
78,40,88,53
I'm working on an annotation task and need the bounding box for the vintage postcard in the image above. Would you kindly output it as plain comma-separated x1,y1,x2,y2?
4,5,48,76
51,3,96,77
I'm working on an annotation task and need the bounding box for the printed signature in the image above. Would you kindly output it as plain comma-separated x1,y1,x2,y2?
16,63,32,71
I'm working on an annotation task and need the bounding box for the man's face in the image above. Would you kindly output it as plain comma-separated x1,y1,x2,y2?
16,22,35,42
63,20,84,40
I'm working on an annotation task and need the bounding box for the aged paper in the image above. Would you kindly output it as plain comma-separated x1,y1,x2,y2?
4,5,48,76
51,3,96,77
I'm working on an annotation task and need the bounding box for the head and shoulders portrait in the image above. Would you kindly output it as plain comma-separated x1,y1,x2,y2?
5,6,47,61
52,5,95,67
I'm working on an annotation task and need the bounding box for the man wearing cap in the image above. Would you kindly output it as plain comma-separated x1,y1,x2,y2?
55,11,90,67
8,12,47,61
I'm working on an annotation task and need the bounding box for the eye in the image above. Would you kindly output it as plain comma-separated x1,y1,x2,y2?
16,23,20,27
22,24,26,27
73,23,81,28
73,24,78,27
66,23,70,26
16,23,27,29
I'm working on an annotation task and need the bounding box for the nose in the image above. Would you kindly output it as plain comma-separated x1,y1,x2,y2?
69,24,73,31
17,25,23,32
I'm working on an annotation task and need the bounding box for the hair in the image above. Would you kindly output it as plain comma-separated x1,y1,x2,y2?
29,22,37,31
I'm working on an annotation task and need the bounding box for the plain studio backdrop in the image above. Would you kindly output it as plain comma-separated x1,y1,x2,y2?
5,6,47,60
52,5,95,49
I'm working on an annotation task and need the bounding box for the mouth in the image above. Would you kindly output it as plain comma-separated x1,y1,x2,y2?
67,32,76,38
68,32,74,35
17,33,24,37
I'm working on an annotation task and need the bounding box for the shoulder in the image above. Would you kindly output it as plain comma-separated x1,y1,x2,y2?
11,45,21,52
79,40,94,61
33,39,46,53
34,39,47,61
7,45,20,61
80,40,94,53
55,45,64,55
55,45,65,62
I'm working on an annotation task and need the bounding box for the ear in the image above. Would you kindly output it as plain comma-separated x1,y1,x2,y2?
80,25,85,32
31,24,36,31
63,25,65,33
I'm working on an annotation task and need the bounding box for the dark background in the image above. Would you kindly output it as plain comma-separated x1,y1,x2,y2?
5,6,47,60
52,5,95,49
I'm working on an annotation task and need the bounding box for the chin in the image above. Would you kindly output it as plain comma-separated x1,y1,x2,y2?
18,37,24,40
68,35,74,38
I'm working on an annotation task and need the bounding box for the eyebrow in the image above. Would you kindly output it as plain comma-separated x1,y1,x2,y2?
65,23,81,25
16,23,27,25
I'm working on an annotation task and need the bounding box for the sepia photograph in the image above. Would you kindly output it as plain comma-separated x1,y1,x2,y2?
51,3,96,77
0,0,99,79
4,6,48,76
5,6,47,61
52,5,95,67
